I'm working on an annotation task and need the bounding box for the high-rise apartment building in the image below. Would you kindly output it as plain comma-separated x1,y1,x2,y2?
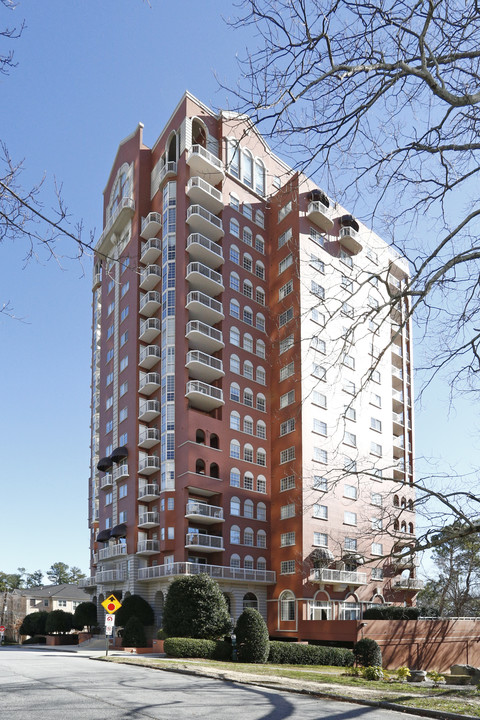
82,92,419,640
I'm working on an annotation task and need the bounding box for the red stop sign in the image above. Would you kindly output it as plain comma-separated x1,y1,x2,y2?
106,603,116,612
0,626,5,632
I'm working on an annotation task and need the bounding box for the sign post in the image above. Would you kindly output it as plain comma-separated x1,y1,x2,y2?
101,595,121,656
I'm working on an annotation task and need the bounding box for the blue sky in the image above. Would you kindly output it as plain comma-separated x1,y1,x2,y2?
0,0,478,578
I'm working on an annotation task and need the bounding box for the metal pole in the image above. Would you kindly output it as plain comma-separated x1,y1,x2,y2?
106,630,109,657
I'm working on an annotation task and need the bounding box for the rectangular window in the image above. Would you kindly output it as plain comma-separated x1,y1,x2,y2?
167,497,174,510
280,390,295,408
167,527,175,540
279,334,294,354
311,308,325,325
280,560,295,574
371,369,381,383
344,431,357,447
106,372,114,387
345,537,357,551
311,281,325,299
279,253,293,274
313,504,328,519
120,381,128,397
106,420,113,433
311,337,326,354
121,256,130,273
310,255,325,273
107,325,114,340
105,492,113,505
119,510,127,523
280,531,295,546
343,380,355,395
313,532,328,547
312,364,326,381
341,275,353,293
370,393,382,407
119,407,128,422
341,302,353,318
279,279,293,300
371,442,382,457
242,202,252,219
368,294,379,309
309,227,325,247
107,301,115,316
280,446,295,464
279,307,294,327
280,503,295,519
106,348,114,363
120,356,128,372
107,279,114,293
312,391,327,408
344,511,357,526
278,200,292,222
343,354,355,369
371,493,382,506
119,484,127,499
278,228,292,248
313,419,327,436
372,542,383,555
371,417,382,432
344,485,357,500
371,567,384,579
119,432,127,446
280,362,294,381
344,456,357,472
340,249,353,268
313,475,328,491
280,475,295,492
280,418,295,436
314,447,328,464
230,193,240,211
106,395,113,410
372,517,382,530
120,331,128,347
344,406,356,421
120,306,129,322
121,281,129,297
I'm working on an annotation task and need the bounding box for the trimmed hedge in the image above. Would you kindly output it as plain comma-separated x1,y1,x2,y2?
269,642,354,666
122,616,147,648
362,606,420,620
235,608,269,663
164,637,232,660
22,635,47,645
354,638,382,667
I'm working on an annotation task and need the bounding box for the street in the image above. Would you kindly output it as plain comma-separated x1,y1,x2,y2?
0,647,420,719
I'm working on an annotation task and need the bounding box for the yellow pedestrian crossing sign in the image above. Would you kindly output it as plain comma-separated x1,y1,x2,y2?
101,594,122,613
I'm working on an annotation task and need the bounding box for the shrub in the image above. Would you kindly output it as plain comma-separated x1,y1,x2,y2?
235,608,269,663
115,595,154,627
268,641,354,666
397,666,411,682
45,610,74,634
164,637,217,658
22,635,47,645
354,638,382,667
362,606,420,620
20,611,48,637
122,616,147,648
73,602,97,631
427,670,445,687
163,574,231,640
362,665,385,681
156,628,167,640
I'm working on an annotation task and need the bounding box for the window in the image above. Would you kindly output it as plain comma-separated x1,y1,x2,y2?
313,504,328,519
312,391,327,408
279,253,293,274
280,418,295,436
107,325,114,340
119,484,127,499
120,356,128,372
372,517,383,530
255,208,265,227
243,254,253,273
107,301,115,316
230,468,240,487
372,542,383,555
341,302,353,318
105,492,113,505
280,446,295,464
368,294,379,309
279,307,294,327
230,497,240,516
312,364,326,381
243,416,253,434
244,388,253,407
119,434,128,448
230,553,241,568
343,354,355,369
230,440,240,459
280,390,295,408
256,313,265,331
256,420,266,438
230,526,240,544
344,431,357,447
244,556,254,570
343,380,355,395
345,457,357,472
243,360,254,379
256,339,266,358
243,307,253,325
312,308,325,325
280,475,295,492
230,271,240,291
119,407,128,422
311,337,326,354
229,192,240,211
254,159,266,195
344,485,357,500
257,502,266,521
106,348,114,363
230,354,241,374
244,528,254,545
121,281,129,297
310,255,325,273
119,510,127,523
256,367,266,385
278,227,292,248
120,330,128,347
372,370,381,383
255,261,265,279
242,202,252,220
256,393,266,412
244,499,254,518
106,420,113,434
280,362,294,381
344,511,357,526
255,235,265,254
244,472,254,490
313,419,327,436
256,448,266,466
230,299,240,319
280,590,296,621
311,281,325,299
230,411,240,431
107,279,114,293
230,218,240,237
242,149,253,187
121,256,130,273
313,475,327,491
230,327,240,346
227,139,240,177
279,335,294,354
278,275,295,301
281,531,295,547
106,395,113,410
281,560,295,574
281,503,295,519
371,417,382,432
314,448,328,464
120,306,129,322
370,393,382,407
313,532,328,547
371,567,384,579
371,441,382,457
278,200,292,222
344,406,356,421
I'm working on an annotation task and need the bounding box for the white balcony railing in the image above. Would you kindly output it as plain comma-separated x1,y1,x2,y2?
98,544,127,561
138,399,161,421
186,500,224,521
139,456,160,474
185,533,224,550
98,197,135,247
112,464,128,481
186,145,224,185
312,568,367,585
186,381,224,410
186,320,223,344
138,483,160,500
137,540,160,554
140,212,162,239
140,237,162,264
138,561,275,584
186,177,224,214
95,569,125,583
138,512,160,527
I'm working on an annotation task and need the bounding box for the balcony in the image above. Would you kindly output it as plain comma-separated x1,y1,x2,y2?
391,366,403,389
186,233,224,268
186,177,224,214
339,226,363,255
139,317,160,343
186,261,224,296
186,380,224,412
392,411,405,436
138,483,160,501
186,144,225,185
97,197,135,251
186,204,224,242
140,237,162,265
139,372,161,396
138,561,276,584
78,576,97,588
157,160,177,188
139,264,161,291
138,511,160,529
139,344,160,370
185,500,225,524
138,426,160,448
113,464,129,481
93,272,102,290
306,200,334,233
100,474,113,490
186,320,224,353
186,291,224,325
186,350,224,383
98,543,127,561
139,456,160,475
310,568,367,587
138,399,161,422
394,578,424,591
140,212,162,240
95,569,125,583
185,532,225,552
137,540,160,556
139,291,161,317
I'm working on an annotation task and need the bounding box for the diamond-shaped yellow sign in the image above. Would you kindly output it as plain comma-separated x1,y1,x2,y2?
101,594,122,613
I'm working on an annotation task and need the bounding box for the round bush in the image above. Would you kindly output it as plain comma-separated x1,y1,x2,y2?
163,574,231,639
73,601,98,631
235,608,269,663
45,610,74,634
20,611,48,637
122,616,147,648
354,638,382,667
115,595,154,627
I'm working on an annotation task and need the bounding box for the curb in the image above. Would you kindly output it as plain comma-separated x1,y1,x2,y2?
93,657,479,720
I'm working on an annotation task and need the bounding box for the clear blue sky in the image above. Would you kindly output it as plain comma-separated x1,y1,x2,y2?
0,0,478,579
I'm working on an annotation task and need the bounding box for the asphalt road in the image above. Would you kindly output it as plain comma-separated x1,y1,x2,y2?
0,647,422,720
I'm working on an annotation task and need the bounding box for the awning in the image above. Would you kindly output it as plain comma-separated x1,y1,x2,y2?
312,548,334,563
340,214,360,232
96,529,111,543
343,552,365,565
110,446,128,463
97,457,113,472
309,189,330,208
110,523,127,538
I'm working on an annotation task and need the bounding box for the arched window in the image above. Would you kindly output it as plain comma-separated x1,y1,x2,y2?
244,443,254,462
244,388,254,407
243,592,258,610
230,327,240,346
230,411,241,431
230,553,241,568
242,148,253,187
393,495,399,507
167,132,177,162
255,261,265,280
244,472,254,490
257,529,267,548
243,253,253,273
257,557,266,571
401,521,407,532
227,138,240,177
230,497,241,516
244,555,254,570
195,429,205,444
195,459,205,474
243,279,253,299
230,354,241,373
393,519,399,531
256,393,266,412
256,420,266,439
243,202,253,220
229,192,240,211
254,159,266,196
280,590,296,621
401,497,407,508
409,522,414,534
256,313,266,331
257,502,267,521
230,525,240,544
243,416,254,435
230,299,240,319
257,475,267,493
230,468,240,487
244,499,254,518
244,527,254,546
256,448,266,466
243,227,253,246
255,287,265,306
230,382,240,402
243,306,253,325
256,366,266,385
256,339,266,359
210,433,219,449
255,235,265,254
408,499,414,511
209,462,219,478
230,439,240,459
243,360,254,379
192,118,207,147
255,209,265,228
230,218,240,238
243,333,254,353
230,271,240,291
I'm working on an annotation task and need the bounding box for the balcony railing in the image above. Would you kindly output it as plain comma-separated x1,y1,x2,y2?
186,320,224,353
98,543,127,561
137,540,160,555
185,533,224,551
100,474,113,490
138,426,160,448
138,483,160,500
306,200,334,233
139,456,160,474
139,291,161,317
339,225,363,255
95,569,125,583
139,372,161,395
186,291,224,324
140,212,162,240
140,237,162,265
186,380,224,411
113,464,128,481
78,576,97,587
186,145,225,185
98,197,135,249
394,578,424,590
158,161,177,186
311,568,367,585
140,264,161,291
186,204,224,241
186,261,224,296
138,399,161,422
186,176,224,214
138,561,275,584
138,511,160,528
185,500,224,523
139,317,161,343
186,232,224,268
186,350,224,382
139,345,161,370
